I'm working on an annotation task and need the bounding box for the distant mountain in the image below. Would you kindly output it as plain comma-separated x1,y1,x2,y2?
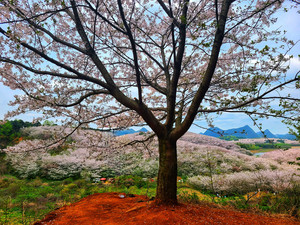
257,129,296,140
138,128,148,133
204,126,296,140
204,125,259,138
113,128,148,136
113,128,136,136
256,131,264,138
225,125,259,138
256,129,276,138
276,134,296,140
203,127,224,137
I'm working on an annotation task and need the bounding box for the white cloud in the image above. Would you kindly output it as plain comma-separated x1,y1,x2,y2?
289,56,300,69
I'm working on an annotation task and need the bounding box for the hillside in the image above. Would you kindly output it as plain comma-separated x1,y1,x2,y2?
204,125,296,140
3,126,298,182
2,126,256,180
204,125,259,138
257,129,277,138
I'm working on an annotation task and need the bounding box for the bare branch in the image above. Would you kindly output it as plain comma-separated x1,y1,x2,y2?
123,133,156,157
117,0,143,103
173,0,233,139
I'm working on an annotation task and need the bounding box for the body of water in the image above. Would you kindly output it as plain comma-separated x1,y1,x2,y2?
254,152,265,157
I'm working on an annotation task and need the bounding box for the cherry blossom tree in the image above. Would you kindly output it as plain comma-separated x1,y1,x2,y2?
0,0,299,204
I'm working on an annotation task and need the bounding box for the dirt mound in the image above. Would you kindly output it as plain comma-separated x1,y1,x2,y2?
34,193,299,225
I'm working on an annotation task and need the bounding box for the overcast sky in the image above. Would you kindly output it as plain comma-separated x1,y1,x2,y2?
0,2,299,134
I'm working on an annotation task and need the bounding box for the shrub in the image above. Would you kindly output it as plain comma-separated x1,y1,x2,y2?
219,136,240,141
0,177,10,188
278,184,300,217
5,183,22,198
73,179,87,188
29,177,44,187
62,177,74,185
256,143,292,150
178,191,200,203
0,150,10,175
236,143,260,150
115,175,147,188
253,184,300,217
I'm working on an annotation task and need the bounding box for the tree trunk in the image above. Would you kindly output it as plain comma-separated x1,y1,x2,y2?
155,138,178,205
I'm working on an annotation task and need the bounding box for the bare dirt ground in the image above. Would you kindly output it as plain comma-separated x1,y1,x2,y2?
34,193,299,225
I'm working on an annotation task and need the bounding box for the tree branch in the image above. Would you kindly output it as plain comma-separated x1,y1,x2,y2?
0,57,78,79
198,77,300,113
117,0,143,103
172,0,233,140
166,0,189,130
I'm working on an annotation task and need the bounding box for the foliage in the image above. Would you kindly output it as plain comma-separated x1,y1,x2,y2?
178,190,200,204
237,142,292,150
0,150,11,175
0,120,41,149
275,183,300,217
256,143,292,150
219,136,240,141
42,120,56,126
236,143,260,150
115,175,154,189
223,183,300,217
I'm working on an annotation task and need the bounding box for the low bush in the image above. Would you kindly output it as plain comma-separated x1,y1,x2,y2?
236,143,260,150
219,136,240,141
256,143,292,150
115,175,148,189
237,142,292,151
178,191,200,203
271,183,300,217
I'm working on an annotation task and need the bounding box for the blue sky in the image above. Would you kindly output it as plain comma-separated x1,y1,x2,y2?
0,2,299,135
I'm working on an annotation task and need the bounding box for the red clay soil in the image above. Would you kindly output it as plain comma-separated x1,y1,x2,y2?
34,193,299,225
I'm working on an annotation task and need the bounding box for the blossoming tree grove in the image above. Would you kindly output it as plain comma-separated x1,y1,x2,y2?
0,0,299,204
